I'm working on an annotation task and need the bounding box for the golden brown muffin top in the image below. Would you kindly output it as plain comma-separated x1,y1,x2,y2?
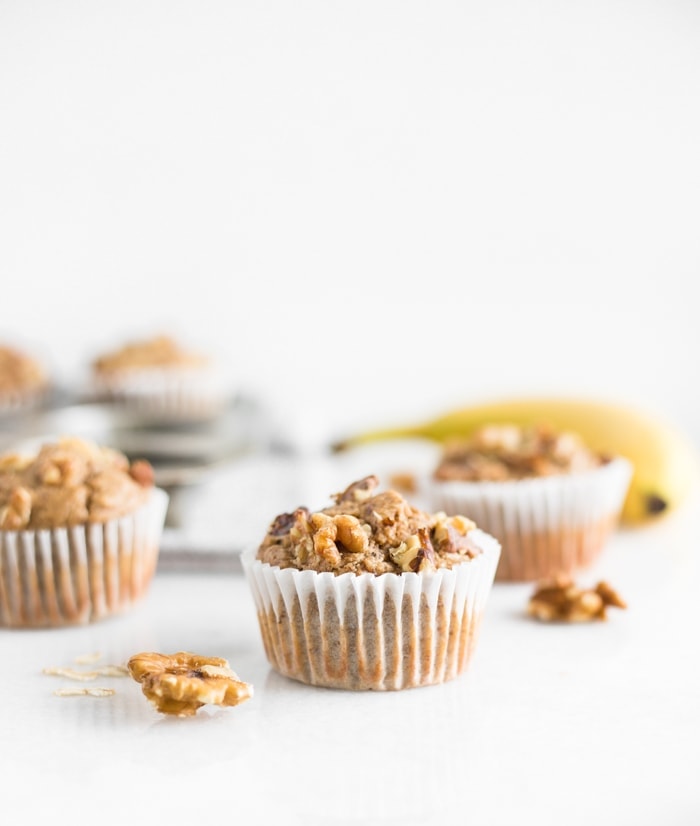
92,335,209,374
256,475,483,575
0,437,154,530
432,423,606,483
0,345,47,395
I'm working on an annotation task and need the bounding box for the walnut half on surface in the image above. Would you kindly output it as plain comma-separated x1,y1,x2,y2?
127,652,253,717
527,576,627,623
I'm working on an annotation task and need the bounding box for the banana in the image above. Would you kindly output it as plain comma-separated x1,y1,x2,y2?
332,396,700,525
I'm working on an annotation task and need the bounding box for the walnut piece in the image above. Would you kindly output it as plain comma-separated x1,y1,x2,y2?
389,528,436,573
528,576,627,622
0,486,32,529
127,651,253,717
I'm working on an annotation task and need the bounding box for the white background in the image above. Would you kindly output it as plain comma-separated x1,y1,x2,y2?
1,0,699,447
2,6,700,825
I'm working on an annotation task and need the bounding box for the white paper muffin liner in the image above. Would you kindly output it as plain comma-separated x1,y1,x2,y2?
0,385,50,418
242,528,501,691
424,457,633,582
93,366,230,423
0,488,169,628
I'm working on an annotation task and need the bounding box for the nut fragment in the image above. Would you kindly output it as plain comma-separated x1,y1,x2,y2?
334,514,370,554
127,651,254,717
528,576,627,622
0,486,32,530
389,534,423,572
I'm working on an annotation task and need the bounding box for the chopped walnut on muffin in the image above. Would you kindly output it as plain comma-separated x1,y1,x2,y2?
433,423,607,482
257,474,483,575
0,437,155,530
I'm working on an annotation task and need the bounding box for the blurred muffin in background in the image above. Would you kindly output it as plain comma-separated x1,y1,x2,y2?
0,343,49,416
424,423,632,582
0,436,168,627
91,334,230,424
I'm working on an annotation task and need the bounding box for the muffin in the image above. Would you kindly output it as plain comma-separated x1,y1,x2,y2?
91,334,229,423
424,423,633,582
242,474,501,691
0,437,168,628
0,343,49,415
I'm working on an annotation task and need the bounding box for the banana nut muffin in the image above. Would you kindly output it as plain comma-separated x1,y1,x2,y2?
427,424,632,582
244,475,501,691
0,437,168,628
0,343,48,413
92,335,209,375
432,423,607,483
91,334,227,422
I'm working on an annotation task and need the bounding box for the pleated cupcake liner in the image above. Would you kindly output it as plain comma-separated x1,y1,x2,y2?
0,487,169,628
425,457,633,582
242,528,501,691
92,367,230,423
0,385,50,418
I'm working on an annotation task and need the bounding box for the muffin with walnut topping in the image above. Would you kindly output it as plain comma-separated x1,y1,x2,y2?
425,424,632,582
0,343,49,416
91,334,229,423
242,475,500,691
0,437,168,628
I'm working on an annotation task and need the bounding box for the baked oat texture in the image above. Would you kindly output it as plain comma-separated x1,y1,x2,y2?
433,423,606,482
0,437,154,530
92,335,209,374
256,474,483,575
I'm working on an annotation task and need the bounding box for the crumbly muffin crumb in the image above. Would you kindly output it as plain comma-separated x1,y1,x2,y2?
0,437,154,530
433,423,606,482
257,474,482,575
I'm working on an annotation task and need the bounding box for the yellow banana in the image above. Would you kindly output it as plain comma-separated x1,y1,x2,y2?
332,396,700,525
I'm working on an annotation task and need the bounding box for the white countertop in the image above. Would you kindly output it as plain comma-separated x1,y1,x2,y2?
3,476,699,826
